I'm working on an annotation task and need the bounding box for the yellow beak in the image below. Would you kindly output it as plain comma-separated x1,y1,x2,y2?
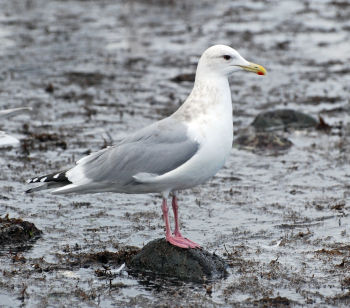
239,62,267,75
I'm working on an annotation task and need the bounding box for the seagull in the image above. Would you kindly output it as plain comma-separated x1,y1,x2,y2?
26,45,266,249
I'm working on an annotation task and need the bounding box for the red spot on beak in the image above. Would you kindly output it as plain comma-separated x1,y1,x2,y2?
257,71,264,75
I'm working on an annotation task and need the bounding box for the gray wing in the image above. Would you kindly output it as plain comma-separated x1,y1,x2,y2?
72,117,199,185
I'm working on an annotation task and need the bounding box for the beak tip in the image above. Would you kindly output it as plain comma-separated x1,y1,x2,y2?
257,65,267,76
244,62,267,76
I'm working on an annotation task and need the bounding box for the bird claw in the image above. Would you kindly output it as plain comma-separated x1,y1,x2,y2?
174,231,201,248
180,237,201,249
166,234,201,249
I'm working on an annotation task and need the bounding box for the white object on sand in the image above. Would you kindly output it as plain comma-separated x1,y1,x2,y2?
0,107,32,148
0,107,32,119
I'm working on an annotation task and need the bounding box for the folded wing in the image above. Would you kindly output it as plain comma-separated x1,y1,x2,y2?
28,117,200,194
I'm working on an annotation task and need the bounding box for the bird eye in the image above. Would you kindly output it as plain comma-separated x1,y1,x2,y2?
223,55,231,60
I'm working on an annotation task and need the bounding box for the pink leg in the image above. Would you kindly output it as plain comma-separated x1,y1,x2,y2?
161,198,188,249
171,195,200,249
172,195,182,238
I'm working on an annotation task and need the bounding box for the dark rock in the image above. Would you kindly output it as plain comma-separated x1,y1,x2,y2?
236,109,333,154
252,109,318,131
0,215,42,245
130,238,228,282
234,131,293,153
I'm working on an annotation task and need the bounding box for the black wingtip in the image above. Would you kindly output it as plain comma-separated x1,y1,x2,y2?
26,170,71,194
27,171,71,184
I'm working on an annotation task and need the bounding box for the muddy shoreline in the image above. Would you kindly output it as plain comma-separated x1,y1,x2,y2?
1,0,350,307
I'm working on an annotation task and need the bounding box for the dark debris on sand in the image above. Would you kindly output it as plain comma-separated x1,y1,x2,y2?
60,246,140,270
38,240,228,283
0,215,42,245
170,73,195,83
20,125,67,154
234,131,293,153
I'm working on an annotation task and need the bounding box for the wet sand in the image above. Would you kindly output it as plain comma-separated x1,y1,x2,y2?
0,0,350,306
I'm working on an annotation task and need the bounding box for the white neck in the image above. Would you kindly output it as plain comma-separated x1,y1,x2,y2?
173,72,232,122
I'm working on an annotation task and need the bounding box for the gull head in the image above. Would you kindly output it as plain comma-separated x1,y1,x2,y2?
196,45,266,78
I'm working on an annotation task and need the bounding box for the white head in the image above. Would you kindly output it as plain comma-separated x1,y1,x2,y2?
196,45,266,79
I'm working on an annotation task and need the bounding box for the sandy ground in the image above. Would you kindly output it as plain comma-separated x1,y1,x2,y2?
0,0,350,307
